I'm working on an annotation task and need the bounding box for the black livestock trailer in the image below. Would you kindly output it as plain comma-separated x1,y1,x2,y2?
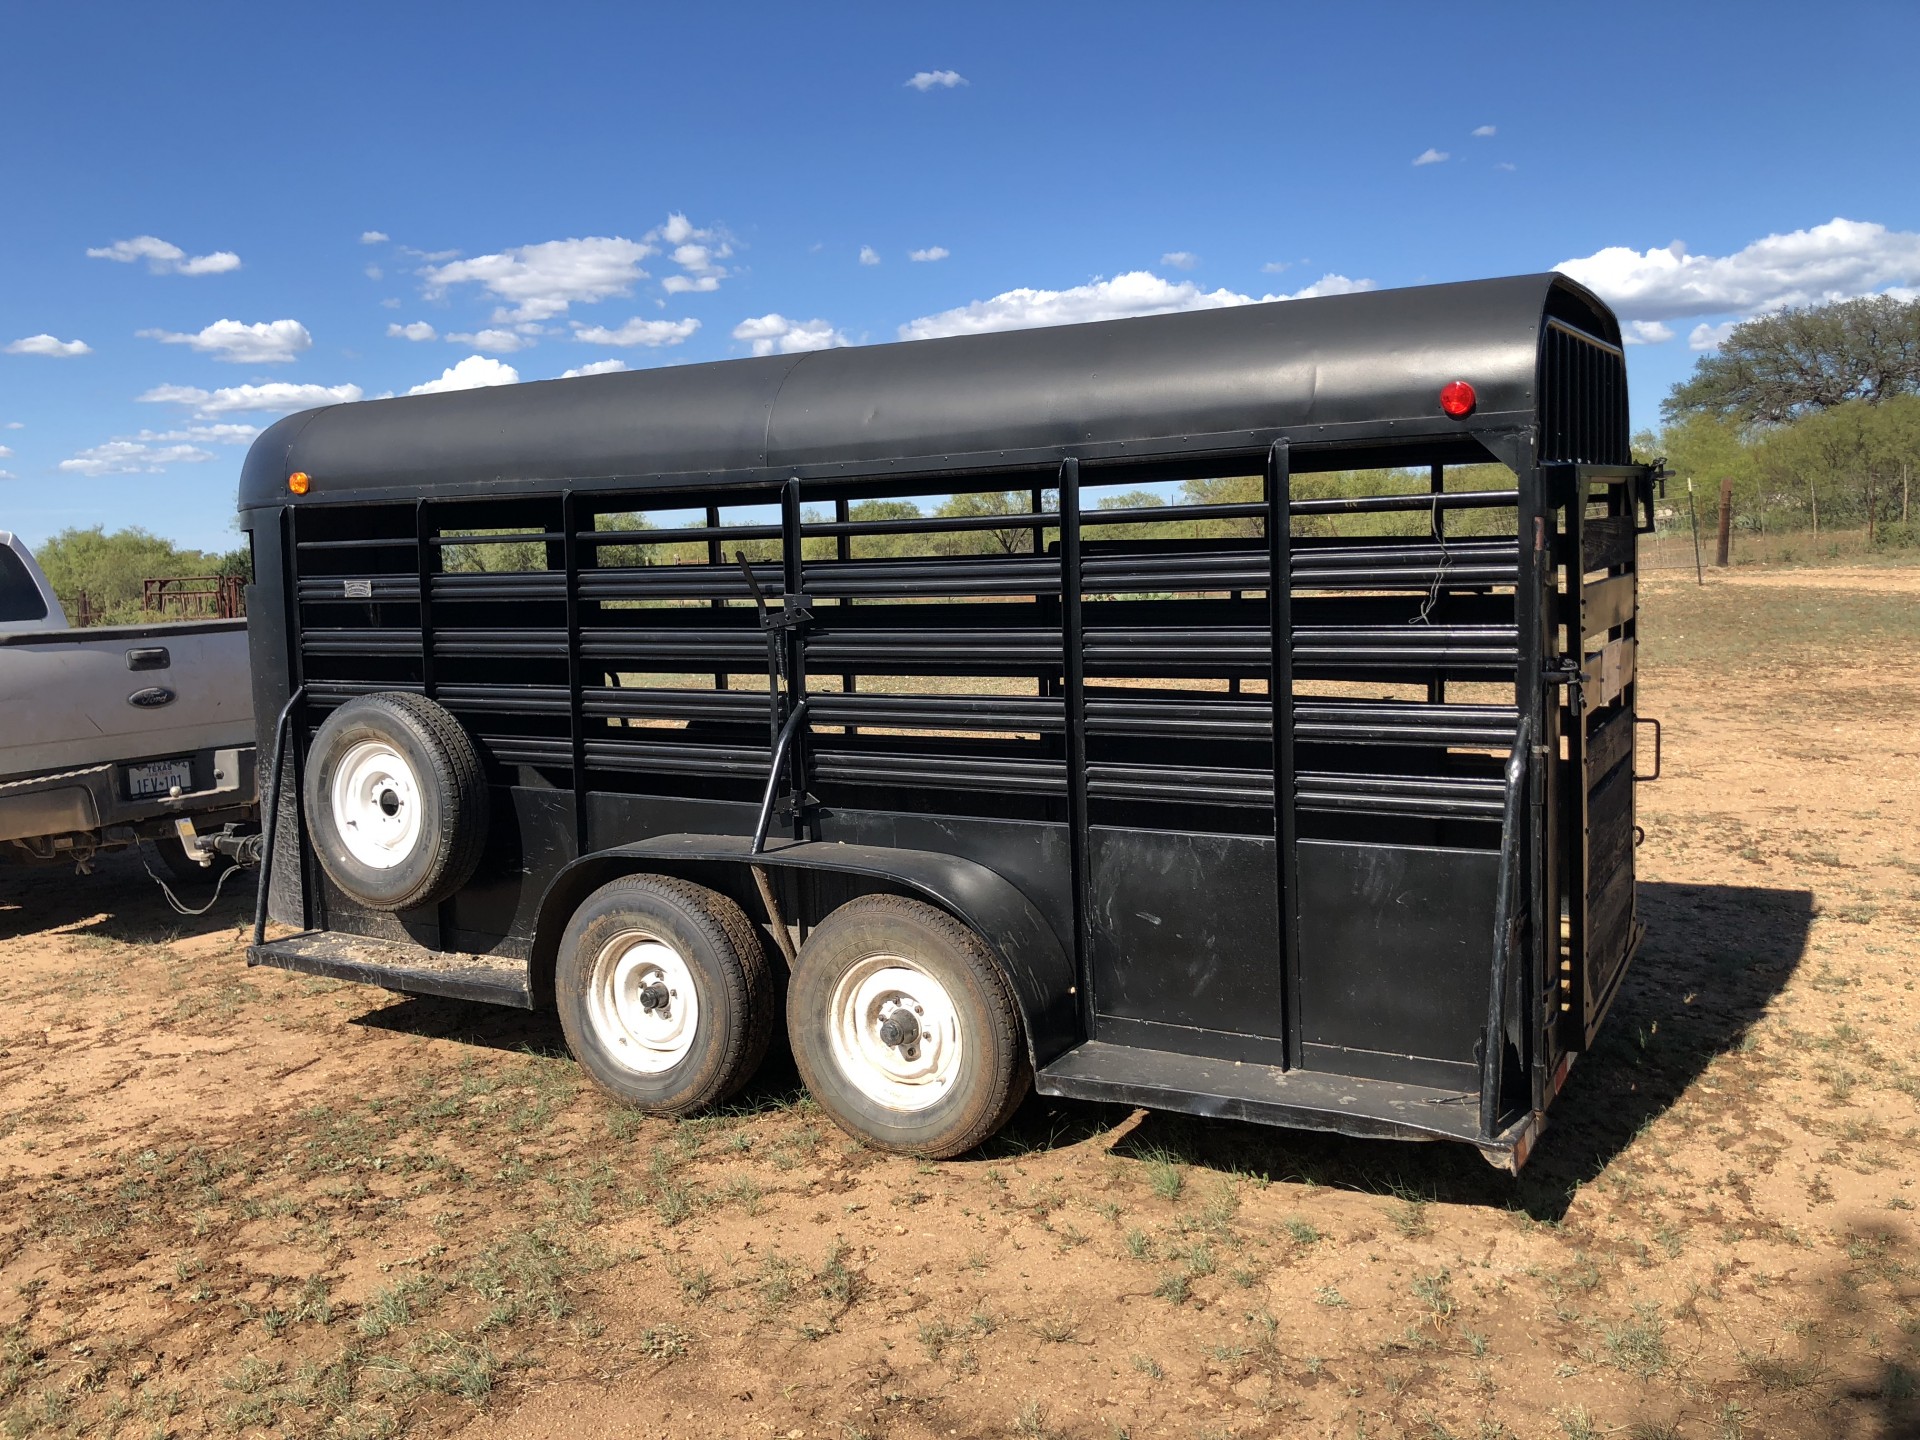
237,273,1659,1169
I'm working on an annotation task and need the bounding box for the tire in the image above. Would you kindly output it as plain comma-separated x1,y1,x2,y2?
302,692,488,912
787,895,1029,1159
555,874,775,1115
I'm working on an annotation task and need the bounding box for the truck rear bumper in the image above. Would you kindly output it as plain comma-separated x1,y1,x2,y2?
0,744,256,849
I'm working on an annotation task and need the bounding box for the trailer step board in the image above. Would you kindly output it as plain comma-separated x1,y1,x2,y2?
248,931,534,1009
1036,1041,1488,1148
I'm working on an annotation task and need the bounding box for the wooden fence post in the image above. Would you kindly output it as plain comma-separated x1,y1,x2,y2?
1715,476,1733,567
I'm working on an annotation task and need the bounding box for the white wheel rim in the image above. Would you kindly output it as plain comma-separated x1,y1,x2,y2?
827,955,963,1114
329,740,424,870
587,929,700,1075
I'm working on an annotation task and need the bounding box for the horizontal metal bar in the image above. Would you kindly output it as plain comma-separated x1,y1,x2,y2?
294,536,415,551
1296,770,1505,818
812,749,1068,795
1079,501,1266,528
810,692,1065,732
578,523,784,546
581,686,766,721
804,511,1056,538
1087,762,1272,806
1288,490,1519,516
1083,696,1271,739
300,627,424,655
430,531,563,547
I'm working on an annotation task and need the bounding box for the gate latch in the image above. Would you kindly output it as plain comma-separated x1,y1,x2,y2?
1542,657,1586,715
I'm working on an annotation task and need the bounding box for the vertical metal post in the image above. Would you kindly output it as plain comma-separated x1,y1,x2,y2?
1519,453,1553,1107
780,478,809,841
835,496,855,722
414,498,437,701
707,504,727,692
1428,462,1446,705
562,491,589,853
1059,458,1093,1033
1266,440,1298,1067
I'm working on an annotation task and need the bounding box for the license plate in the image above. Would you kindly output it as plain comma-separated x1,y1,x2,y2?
126,758,194,799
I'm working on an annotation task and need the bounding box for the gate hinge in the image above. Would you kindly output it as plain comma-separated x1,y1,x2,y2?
1543,657,1586,715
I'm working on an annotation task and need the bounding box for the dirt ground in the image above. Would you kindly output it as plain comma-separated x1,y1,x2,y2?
1,564,1916,1440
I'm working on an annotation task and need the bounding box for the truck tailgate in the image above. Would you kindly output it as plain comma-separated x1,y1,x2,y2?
0,619,253,782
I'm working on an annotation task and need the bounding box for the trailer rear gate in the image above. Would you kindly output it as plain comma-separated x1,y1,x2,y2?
242,273,1654,1167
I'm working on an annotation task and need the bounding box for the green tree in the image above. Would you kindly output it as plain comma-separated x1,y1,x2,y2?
1662,294,1920,425
29,525,228,620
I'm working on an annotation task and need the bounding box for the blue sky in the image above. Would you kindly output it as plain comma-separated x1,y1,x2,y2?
4,1,1919,553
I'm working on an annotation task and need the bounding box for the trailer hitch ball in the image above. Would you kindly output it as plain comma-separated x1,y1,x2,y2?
638,982,671,1013
878,1007,921,1052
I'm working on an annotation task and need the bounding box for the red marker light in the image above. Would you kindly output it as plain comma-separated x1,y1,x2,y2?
1439,380,1476,418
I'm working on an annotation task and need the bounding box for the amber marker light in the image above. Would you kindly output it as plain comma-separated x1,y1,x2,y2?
1439,380,1476,418
288,471,311,495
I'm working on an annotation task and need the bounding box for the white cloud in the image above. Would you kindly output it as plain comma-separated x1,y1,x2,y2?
86,235,240,275
898,269,1375,340
138,318,311,364
408,355,521,395
1623,320,1675,345
859,246,881,266
5,334,91,357
0,472,13,482
909,246,950,263
1495,162,1517,172
1472,125,1497,138
4,422,20,429
1689,321,1738,352
445,327,532,354
1261,260,1293,274
570,316,700,347
559,359,629,379
1160,251,1198,271
1556,218,1920,322
365,264,383,281
59,440,216,476
387,320,437,341
138,381,364,417
1413,148,1449,166
651,217,733,293
906,69,967,90
423,237,654,322
361,230,389,244
0,445,10,458
733,314,848,356
132,423,260,445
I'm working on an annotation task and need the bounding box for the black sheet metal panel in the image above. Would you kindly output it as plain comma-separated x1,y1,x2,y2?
1036,1040,1490,1148
1087,828,1285,1064
236,273,1619,510
248,930,534,1008
571,832,1082,1070
1295,839,1500,1091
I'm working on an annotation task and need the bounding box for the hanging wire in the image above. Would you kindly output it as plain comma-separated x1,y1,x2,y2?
1414,483,1452,625
144,857,250,917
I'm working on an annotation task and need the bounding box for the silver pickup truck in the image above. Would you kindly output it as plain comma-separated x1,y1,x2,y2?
0,530,256,877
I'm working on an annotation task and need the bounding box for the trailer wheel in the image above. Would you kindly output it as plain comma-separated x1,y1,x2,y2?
302,692,488,912
555,875,774,1116
788,895,1029,1158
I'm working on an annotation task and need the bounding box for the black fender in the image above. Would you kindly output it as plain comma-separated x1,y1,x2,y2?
533,833,1080,1069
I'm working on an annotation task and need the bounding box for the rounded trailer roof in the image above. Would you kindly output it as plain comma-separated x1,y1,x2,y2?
238,272,1619,510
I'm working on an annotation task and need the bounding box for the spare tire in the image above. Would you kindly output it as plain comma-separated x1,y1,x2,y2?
302,692,489,912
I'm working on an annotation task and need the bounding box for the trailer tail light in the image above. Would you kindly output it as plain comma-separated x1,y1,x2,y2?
1439,381,1476,418
288,471,311,495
